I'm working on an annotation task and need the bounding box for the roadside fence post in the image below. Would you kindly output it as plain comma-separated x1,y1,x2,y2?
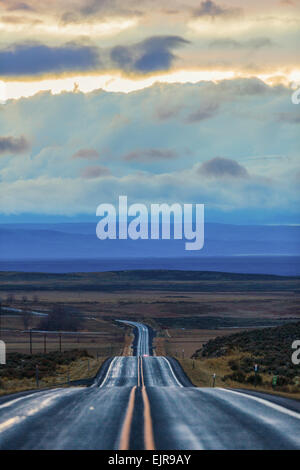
35,364,39,388
212,373,216,387
254,364,258,387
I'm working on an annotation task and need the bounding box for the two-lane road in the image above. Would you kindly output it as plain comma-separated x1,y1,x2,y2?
0,321,299,449
117,320,150,356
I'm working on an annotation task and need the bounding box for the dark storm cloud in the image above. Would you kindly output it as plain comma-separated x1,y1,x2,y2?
0,136,30,155
72,148,100,160
1,15,33,23
193,1,242,18
111,36,189,73
218,78,271,96
0,35,189,76
1,0,143,18
0,42,100,76
275,112,300,124
209,37,274,49
123,148,178,161
209,38,240,48
80,165,110,179
156,105,182,121
80,0,115,16
78,0,143,19
185,103,219,123
198,157,249,178
6,2,35,11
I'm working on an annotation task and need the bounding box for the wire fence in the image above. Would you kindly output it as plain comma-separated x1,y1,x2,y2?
1,329,122,356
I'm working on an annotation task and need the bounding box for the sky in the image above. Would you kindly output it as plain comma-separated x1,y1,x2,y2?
0,0,299,224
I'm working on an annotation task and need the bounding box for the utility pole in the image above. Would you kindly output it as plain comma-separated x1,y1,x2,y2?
35,364,39,388
44,333,47,354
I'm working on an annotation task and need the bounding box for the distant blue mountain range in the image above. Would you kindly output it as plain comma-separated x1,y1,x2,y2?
0,223,299,275
0,222,299,259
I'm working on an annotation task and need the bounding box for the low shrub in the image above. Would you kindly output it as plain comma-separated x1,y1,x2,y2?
224,371,246,383
247,374,263,385
0,349,92,380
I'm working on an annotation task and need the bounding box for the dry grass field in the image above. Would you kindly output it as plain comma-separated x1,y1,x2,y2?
161,328,248,358
0,355,108,397
177,356,300,400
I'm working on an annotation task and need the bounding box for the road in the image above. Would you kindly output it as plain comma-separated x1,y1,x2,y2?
0,321,299,449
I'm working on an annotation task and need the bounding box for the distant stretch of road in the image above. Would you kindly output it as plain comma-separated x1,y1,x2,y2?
0,321,299,450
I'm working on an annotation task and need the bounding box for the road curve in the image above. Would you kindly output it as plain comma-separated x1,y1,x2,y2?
0,321,299,450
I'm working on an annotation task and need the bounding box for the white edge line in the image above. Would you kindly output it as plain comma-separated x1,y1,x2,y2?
99,357,118,388
161,357,183,388
217,388,300,420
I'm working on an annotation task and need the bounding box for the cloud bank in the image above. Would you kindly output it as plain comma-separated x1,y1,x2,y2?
0,78,299,223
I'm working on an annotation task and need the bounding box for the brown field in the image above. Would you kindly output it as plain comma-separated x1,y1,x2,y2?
1,290,299,324
1,270,299,357
1,313,124,357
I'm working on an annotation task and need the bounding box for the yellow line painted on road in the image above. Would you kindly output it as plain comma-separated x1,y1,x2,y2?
140,356,144,387
140,357,156,450
137,356,141,387
119,386,137,450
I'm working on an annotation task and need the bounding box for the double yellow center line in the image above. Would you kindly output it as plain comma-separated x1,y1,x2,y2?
119,356,155,450
119,385,137,450
140,356,155,450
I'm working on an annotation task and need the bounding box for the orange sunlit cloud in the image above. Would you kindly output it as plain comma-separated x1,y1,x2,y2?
1,68,300,102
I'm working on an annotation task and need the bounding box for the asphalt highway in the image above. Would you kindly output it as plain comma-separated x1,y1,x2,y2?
0,321,299,450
